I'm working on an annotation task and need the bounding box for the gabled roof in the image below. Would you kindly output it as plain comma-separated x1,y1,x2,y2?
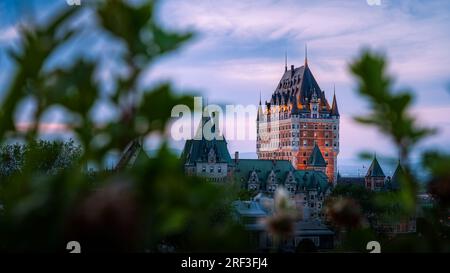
272,64,330,109
389,161,404,190
308,143,327,167
234,159,294,185
234,159,330,193
366,156,385,177
180,115,232,165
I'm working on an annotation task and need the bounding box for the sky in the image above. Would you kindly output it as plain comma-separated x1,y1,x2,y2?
1,0,450,175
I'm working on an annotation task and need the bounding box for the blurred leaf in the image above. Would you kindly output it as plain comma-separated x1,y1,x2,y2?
349,50,435,158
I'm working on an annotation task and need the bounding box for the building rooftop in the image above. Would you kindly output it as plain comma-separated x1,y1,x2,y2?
234,159,330,193
308,143,327,167
268,61,332,113
180,115,232,165
366,155,385,177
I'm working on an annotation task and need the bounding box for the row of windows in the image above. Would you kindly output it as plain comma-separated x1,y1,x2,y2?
259,140,338,148
301,151,330,157
302,159,329,165
253,184,324,195
258,133,338,141
366,182,384,187
262,112,338,120
201,166,222,173
259,123,338,131
258,151,293,157
302,140,331,147
300,124,337,130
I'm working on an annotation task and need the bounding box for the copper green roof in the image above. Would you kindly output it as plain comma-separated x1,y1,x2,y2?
180,116,232,165
366,156,385,177
308,143,326,167
234,159,293,183
234,159,330,193
389,161,404,190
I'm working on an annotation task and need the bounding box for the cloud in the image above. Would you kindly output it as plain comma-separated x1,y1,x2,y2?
15,121,72,133
0,24,20,44
157,0,450,86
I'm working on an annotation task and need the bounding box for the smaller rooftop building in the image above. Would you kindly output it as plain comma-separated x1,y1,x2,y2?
365,155,386,191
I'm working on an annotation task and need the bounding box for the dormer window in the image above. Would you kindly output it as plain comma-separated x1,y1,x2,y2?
208,148,216,164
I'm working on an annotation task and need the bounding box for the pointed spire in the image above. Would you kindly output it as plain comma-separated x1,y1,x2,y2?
285,50,288,72
366,154,385,177
391,160,404,190
331,86,340,116
305,43,308,67
257,91,263,122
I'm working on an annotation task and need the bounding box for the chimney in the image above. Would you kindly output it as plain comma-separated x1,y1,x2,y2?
234,151,239,164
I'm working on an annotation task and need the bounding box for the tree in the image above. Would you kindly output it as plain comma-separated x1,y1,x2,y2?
0,0,248,252
0,139,81,179
330,49,450,252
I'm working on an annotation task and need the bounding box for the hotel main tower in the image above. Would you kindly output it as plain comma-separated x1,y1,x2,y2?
257,52,340,184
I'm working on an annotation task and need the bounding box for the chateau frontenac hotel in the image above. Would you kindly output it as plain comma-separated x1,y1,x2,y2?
118,50,414,236
257,53,339,184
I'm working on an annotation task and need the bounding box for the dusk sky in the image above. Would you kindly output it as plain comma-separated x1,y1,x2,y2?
1,0,450,174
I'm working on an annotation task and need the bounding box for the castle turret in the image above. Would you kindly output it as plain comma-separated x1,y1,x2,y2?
365,155,385,191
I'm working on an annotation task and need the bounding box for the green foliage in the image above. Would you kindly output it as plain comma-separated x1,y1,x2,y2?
0,0,246,252
349,50,435,160
342,49,450,252
329,184,375,214
423,151,450,207
0,139,81,178
236,188,258,201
